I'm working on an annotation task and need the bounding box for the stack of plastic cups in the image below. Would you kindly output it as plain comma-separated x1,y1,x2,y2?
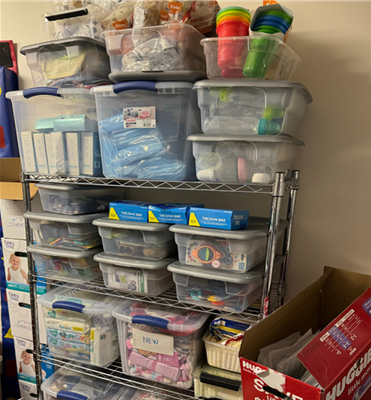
216,7,251,78
244,10,293,79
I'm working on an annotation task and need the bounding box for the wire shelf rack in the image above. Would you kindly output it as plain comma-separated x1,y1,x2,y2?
38,351,196,400
24,173,299,194
34,274,281,322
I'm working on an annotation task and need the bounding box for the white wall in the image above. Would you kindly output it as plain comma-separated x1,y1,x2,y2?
0,1,370,300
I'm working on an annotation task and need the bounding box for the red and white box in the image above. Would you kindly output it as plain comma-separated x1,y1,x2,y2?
239,266,371,400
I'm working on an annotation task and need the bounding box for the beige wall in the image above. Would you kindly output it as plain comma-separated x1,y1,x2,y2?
1,1,370,300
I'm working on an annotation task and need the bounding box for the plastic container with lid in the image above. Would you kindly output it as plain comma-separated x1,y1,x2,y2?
41,368,127,400
201,34,300,81
91,82,200,180
170,218,287,273
193,80,312,137
193,361,243,400
6,88,103,176
112,300,209,388
37,183,124,215
94,252,175,296
37,286,124,367
167,261,264,312
102,24,207,82
25,211,106,250
93,217,176,260
28,245,102,283
189,134,304,184
20,38,110,88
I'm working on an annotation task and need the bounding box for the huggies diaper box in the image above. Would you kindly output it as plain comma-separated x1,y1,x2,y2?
239,266,371,400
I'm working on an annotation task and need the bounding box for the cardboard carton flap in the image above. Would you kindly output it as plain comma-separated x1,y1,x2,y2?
0,182,37,200
298,286,371,389
239,270,331,362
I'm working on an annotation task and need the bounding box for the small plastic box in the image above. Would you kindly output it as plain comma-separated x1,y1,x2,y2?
93,217,176,260
41,368,127,400
37,286,123,367
189,134,304,184
6,88,103,176
113,301,209,388
28,244,102,284
24,211,106,250
193,361,243,400
193,80,312,137
91,82,201,181
20,38,110,87
167,261,263,312
201,34,300,80
37,183,124,215
170,218,286,273
203,331,241,373
102,24,206,82
94,252,175,296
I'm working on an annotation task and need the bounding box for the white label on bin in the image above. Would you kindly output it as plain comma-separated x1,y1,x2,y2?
123,107,156,129
132,328,174,356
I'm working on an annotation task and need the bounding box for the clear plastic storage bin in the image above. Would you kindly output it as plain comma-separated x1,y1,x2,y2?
29,245,102,283
25,211,106,250
119,389,169,400
201,34,300,80
20,38,110,88
167,261,263,312
91,82,201,180
193,80,312,136
93,217,176,260
94,252,174,296
44,6,106,42
189,134,304,184
193,361,243,400
170,218,286,273
37,183,124,215
102,24,206,82
37,286,123,367
41,369,127,400
113,301,209,388
6,88,103,176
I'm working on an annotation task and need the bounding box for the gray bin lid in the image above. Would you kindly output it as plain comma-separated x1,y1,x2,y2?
170,217,288,239
168,261,264,283
20,37,106,54
28,244,102,258
93,217,170,232
193,80,312,103
94,252,175,270
188,134,304,146
36,183,119,192
24,211,107,223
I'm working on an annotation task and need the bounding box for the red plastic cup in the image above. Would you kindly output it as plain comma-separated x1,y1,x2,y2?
217,21,249,75
216,20,249,37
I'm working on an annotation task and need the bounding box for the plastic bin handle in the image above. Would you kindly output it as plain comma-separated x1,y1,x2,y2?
113,81,156,94
23,88,61,99
200,372,241,392
132,315,169,329
57,391,88,400
52,301,85,313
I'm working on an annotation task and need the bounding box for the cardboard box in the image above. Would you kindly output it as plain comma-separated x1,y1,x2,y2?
239,267,371,400
14,336,54,384
189,207,249,230
149,203,204,224
6,289,47,344
19,381,37,400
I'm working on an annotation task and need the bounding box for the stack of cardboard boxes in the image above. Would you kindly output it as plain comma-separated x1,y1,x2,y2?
0,158,53,400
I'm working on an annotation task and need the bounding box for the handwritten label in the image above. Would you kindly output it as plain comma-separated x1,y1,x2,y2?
132,328,174,356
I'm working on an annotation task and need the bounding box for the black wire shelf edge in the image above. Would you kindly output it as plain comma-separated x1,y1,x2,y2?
35,275,269,321
24,174,299,194
38,352,196,400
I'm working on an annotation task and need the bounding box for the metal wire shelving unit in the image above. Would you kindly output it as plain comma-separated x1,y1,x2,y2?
22,170,300,400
